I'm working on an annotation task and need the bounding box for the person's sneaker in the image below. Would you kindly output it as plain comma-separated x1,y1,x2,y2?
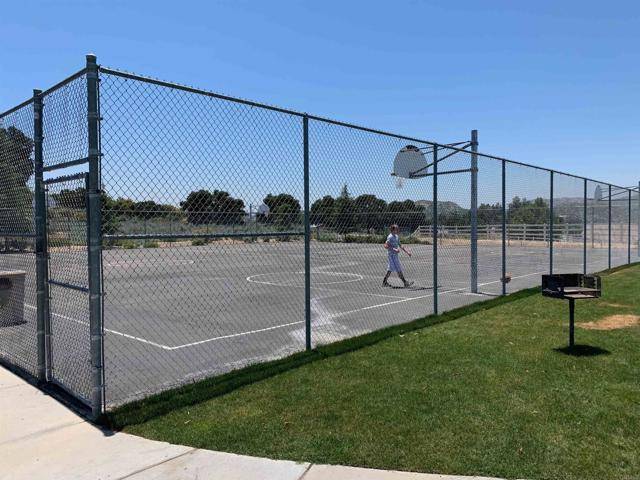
382,280,390,287
404,281,414,288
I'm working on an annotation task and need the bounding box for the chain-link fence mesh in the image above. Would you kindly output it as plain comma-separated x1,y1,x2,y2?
611,187,630,268
552,173,585,274
99,70,306,406
45,175,92,403
42,76,88,170
0,61,637,411
0,101,38,377
586,181,609,273
473,156,504,297
37,74,95,406
633,190,640,261
308,120,434,345
435,148,472,310
505,163,551,292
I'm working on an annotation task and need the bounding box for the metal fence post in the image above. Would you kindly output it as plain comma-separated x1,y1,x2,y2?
583,178,587,274
86,54,104,418
591,203,595,248
549,171,554,274
470,130,478,293
33,89,49,383
628,189,632,264
303,115,311,350
501,159,506,295
433,146,438,315
608,184,612,269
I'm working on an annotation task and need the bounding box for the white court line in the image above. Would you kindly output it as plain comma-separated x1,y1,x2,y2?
478,270,545,286
29,269,551,351
167,320,305,350
247,273,412,300
311,284,412,301
324,291,439,320
247,271,363,286
166,269,550,349
24,304,173,350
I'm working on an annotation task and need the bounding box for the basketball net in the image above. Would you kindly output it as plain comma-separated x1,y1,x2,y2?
395,176,404,189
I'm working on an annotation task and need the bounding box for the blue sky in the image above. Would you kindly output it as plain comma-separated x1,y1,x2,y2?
1,0,639,203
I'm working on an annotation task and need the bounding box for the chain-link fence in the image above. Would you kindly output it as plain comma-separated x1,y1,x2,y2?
0,100,38,378
1,56,638,417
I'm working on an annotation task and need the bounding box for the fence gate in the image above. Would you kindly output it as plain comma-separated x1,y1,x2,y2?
44,172,95,407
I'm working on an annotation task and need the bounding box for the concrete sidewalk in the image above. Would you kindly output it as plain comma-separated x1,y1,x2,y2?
0,366,504,480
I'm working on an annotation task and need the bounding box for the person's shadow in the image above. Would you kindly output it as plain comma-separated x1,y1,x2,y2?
553,344,610,357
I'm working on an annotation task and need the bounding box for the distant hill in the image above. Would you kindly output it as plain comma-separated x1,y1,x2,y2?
416,199,468,217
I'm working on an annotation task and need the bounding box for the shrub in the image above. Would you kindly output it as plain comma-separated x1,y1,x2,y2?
344,233,386,244
121,240,139,249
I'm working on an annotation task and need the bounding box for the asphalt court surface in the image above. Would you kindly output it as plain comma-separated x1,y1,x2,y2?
0,241,633,406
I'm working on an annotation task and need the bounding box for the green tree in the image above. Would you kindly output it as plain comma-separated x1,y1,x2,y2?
181,189,245,225
310,195,335,227
0,126,34,235
385,200,425,231
508,196,562,224
130,200,177,219
333,184,355,233
100,192,121,235
262,194,301,227
478,202,501,225
50,187,86,209
353,194,387,232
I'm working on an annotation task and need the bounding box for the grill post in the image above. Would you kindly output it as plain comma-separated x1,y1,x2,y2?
569,298,575,348
86,54,104,419
433,146,438,315
470,130,478,293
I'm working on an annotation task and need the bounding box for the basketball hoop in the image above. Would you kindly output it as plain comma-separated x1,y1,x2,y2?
392,145,428,179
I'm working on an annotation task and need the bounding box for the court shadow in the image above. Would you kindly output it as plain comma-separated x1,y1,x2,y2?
387,285,435,291
0,320,27,328
476,291,501,298
553,344,611,357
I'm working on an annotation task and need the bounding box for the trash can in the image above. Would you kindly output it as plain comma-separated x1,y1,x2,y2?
0,270,26,327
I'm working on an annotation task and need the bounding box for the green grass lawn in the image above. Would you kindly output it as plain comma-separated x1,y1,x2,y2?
118,265,640,480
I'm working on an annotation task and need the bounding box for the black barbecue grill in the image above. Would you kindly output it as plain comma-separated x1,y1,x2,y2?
542,273,601,347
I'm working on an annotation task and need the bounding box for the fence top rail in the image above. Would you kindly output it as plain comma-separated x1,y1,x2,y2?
0,97,34,119
0,62,632,194
0,67,87,119
98,65,633,193
39,67,88,98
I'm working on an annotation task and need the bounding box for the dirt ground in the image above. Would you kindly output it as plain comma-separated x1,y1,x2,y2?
579,314,640,330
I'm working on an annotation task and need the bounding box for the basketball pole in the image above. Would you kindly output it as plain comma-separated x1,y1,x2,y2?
470,130,478,294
